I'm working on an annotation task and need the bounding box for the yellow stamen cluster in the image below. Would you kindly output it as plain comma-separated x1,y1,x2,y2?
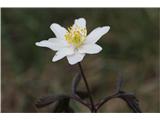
65,25,87,48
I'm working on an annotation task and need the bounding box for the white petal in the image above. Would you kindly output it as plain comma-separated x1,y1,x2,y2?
67,52,85,65
73,18,86,28
50,23,67,40
52,47,74,62
35,38,66,51
85,26,110,44
35,39,58,51
79,44,102,54
48,38,68,46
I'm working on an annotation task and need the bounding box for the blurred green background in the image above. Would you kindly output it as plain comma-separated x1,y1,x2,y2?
1,8,159,112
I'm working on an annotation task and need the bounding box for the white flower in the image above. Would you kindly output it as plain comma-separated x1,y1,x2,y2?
35,18,110,65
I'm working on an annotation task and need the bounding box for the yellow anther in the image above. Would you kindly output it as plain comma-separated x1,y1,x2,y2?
65,25,87,48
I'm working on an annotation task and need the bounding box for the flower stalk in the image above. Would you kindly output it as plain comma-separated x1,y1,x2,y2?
78,62,95,112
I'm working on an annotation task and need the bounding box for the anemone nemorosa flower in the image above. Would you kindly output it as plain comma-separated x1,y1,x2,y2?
35,18,110,65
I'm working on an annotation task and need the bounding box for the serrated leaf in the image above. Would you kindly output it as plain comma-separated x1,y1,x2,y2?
118,91,142,113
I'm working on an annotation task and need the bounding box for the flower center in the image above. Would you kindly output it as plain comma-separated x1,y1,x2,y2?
65,25,87,48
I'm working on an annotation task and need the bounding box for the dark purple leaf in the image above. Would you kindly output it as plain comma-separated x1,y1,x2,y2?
53,96,74,113
64,106,75,113
71,72,81,95
35,94,69,108
118,91,142,113
76,91,89,99
116,73,124,92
